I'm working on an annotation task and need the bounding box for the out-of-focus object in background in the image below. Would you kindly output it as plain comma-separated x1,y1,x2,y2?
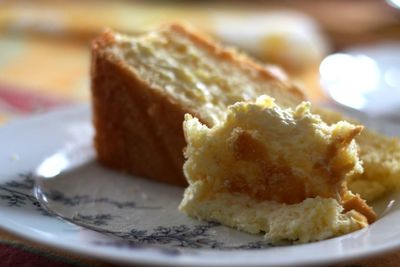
320,42,400,123
1,0,399,115
387,0,400,10
0,2,328,75
213,11,329,74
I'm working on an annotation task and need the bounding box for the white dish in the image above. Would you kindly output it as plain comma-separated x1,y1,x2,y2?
320,42,400,122
1,105,400,267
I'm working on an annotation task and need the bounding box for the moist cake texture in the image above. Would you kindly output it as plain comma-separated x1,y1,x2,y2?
316,108,400,202
91,22,400,201
179,96,376,243
107,26,304,126
91,23,303,186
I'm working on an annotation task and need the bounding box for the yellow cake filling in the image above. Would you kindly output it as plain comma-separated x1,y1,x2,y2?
180,96,375,243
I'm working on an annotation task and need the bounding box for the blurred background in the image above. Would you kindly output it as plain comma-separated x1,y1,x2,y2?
1,0,400,123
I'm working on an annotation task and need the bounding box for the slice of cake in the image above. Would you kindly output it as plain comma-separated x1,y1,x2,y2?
91,23,304,186
314,108,400,202
91,22,400,201
179,96,376,243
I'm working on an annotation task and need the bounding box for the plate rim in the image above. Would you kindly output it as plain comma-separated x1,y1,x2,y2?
2,219,400,267
1,104,400,267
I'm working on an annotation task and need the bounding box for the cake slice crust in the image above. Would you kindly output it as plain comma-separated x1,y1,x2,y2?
91,23,305,185
91,22,400,203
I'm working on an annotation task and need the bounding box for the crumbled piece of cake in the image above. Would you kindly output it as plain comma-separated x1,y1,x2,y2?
316,108,400,202
91,23,400,201
91,23,304,186
180,96,376,243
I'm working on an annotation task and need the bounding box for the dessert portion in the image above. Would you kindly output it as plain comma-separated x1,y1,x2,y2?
91,22,400,201
179,96,376,243
315,108,400,202
91,23,304,186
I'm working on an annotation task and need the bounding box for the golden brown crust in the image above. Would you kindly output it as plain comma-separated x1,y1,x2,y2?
91,23,306,186
91,23,377,225
343,194,377,223
92,32,193,185
92,29,116,50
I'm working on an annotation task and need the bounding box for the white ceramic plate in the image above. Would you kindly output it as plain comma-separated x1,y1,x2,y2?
1,105,400,267
320,42,400,122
